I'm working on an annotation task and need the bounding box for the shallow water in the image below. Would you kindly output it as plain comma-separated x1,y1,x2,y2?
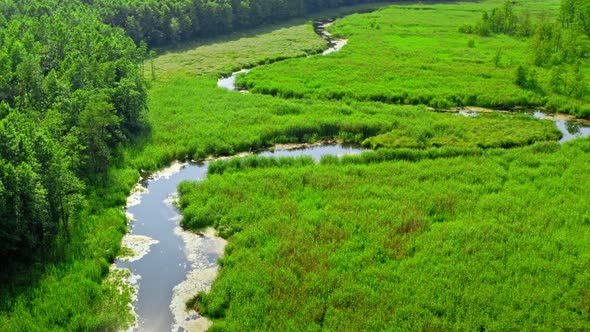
532,111,590,143
217,19,348,91
116,144,364,331
457,109,590,143
117,163,207,332
217,69,249,91
314,20,349,55
259,144,363,160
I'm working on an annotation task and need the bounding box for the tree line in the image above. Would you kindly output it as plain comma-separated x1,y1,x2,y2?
0,0,147,263
90,0,386,47
460,0,589,100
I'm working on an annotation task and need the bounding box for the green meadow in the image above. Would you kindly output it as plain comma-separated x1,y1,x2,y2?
173,0,590,330
130,74,560,171
237,0,590,116
180,140,590,331
129,1,568,171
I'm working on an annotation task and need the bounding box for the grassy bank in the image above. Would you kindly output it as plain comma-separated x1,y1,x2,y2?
180,139,590,330
237,0,590,117
0,184,137,330
128,74,560,171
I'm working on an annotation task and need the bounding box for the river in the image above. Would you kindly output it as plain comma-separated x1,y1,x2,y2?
115,144,365,332
217,18,348,92
117,11,590,332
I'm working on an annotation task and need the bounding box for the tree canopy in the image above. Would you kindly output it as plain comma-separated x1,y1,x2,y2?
0,0,146,262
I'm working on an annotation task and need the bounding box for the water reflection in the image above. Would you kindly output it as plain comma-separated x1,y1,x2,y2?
533,111,590,143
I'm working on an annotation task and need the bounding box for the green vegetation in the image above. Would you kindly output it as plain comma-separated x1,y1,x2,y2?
0,0,146,261
237,0,590,117
1,3,409,330
0,0,144,329
151,23,326,78
561,0,590,36
129,8,562,171
179,139,590,330
132,74,560,170
362,112,560,149
171,0,589,330
92,0,392,47
1,0,587,330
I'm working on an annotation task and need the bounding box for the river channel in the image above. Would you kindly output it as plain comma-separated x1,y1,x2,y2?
115,144,364,332
216,19,590,144
217,18,347,91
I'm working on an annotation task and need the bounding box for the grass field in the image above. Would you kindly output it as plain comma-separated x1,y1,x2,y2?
128,0,566,171
170,0,590,330
237,0,590,117
180,139,590,330
128,74,560,171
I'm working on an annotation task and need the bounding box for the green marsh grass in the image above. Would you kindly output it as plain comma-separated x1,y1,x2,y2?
128,0,567,172
129,74,560,171
180,138,590,330
237,1,590,116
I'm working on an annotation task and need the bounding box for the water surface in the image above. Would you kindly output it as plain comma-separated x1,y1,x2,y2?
217,19,348,91
116,144,364,331
457,109,590,143
217,69,250,91
532,111,590,143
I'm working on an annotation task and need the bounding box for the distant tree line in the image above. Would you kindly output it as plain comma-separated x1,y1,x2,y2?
89,0,388,47
459,0,589,99
0,0,147,262
458,0,533,37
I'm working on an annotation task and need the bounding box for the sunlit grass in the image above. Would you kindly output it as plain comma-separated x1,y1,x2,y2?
237,0,590,116
180,138,590,330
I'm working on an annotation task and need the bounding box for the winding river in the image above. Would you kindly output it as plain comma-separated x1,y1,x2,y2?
115,17,356,332
116,114,588,331
116,11,590,332
116,144,365,332
215,19,590,144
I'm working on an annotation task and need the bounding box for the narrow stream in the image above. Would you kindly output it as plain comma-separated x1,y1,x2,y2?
217,18,348,91
313,20,349,55
214,20,590,145
116,144,364,332
217,69,250,92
